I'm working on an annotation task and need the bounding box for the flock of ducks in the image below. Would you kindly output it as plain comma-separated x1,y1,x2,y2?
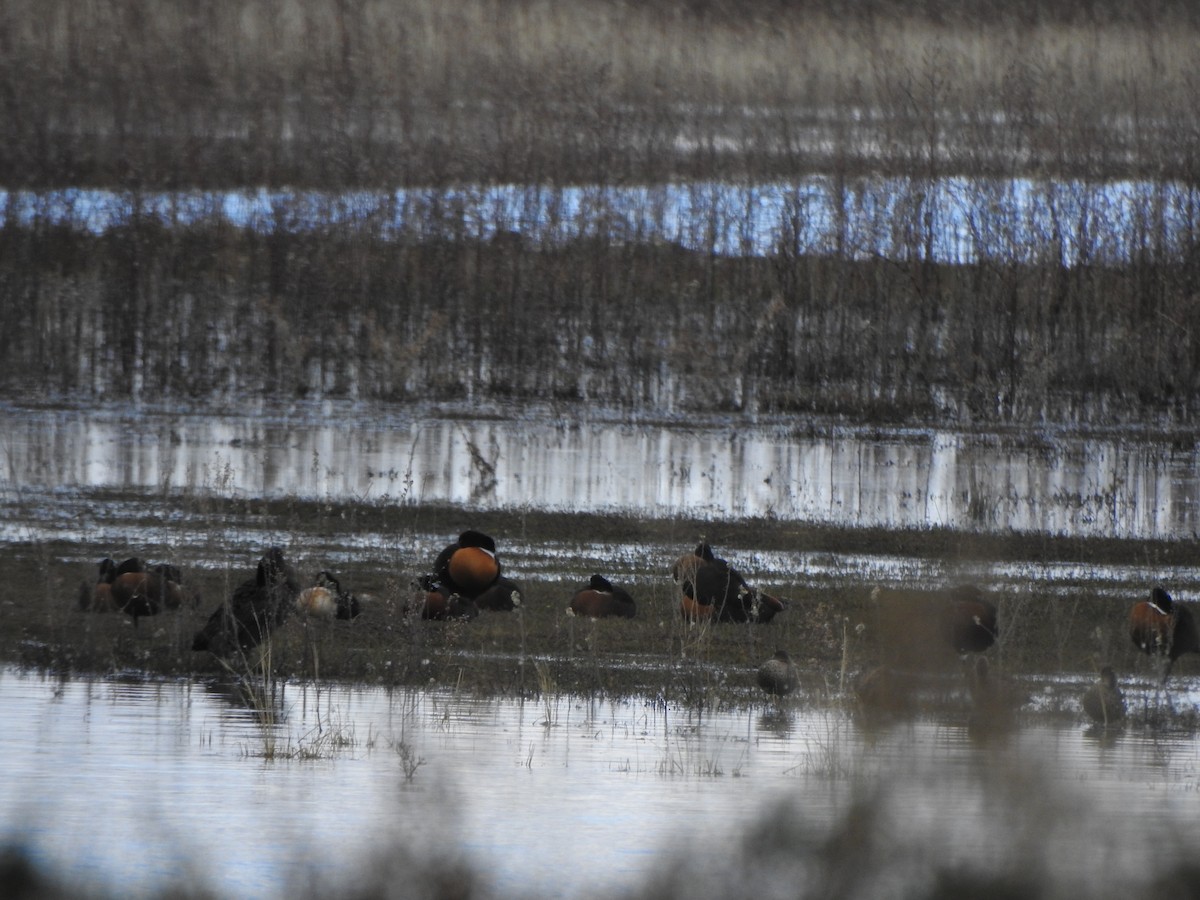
78,530,527,659
671,542,785,624
80,557,190,625
79,533,1196,727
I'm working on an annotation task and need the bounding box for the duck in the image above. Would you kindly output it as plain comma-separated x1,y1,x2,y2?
295,570,361,621
1081,666,1126,727
432,530,501,599
110,561,186,626
1129,587,1200,683
407,575,479,621
191,547,301,657
474,575,524,612
941,584,998,654
78,557,124,612
567,574,636,619
672,542,785,624
79,557,186,625
757,649,799,697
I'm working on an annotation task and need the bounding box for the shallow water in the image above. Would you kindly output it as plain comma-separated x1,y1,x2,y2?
3,402,1198,540
3,668,1199,898
5,401,1200,612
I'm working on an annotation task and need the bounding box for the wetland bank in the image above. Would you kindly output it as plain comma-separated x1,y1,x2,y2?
4,404,1200,898
5,0,1200,897
3,400,1198,690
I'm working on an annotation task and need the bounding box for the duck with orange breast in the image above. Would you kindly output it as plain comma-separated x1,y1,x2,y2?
672,541,785,624
432,530,502,600
79,557,132,613
295,570,361,621
1130,586,1200,684
568,574,636,619
80,556,188,626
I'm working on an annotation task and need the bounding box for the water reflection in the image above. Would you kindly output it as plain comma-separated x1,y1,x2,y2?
2,404,1198,540
3,669,1200,898
4,179,1198,265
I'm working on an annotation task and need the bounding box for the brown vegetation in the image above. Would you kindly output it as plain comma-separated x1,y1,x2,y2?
3,218,1199,425
3,6,1198,896
0,1,1198,424
3,0,1199,187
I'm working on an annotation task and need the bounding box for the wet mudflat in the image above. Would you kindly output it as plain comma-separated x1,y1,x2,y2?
1,401,1198,688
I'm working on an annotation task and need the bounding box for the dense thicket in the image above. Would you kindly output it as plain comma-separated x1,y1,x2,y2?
1,0,1198,424
4,217,1196,424
3,0,1199,187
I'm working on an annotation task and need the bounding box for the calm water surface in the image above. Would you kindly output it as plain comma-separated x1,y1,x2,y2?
4,402,1200,603
3,402,1199,540
3,668,1200,898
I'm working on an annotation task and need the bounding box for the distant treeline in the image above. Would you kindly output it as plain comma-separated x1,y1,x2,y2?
2,0,1199,425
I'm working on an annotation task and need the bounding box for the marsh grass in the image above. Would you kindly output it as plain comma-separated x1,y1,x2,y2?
223,645,292,760
643,704,747,778
9,495,1200,707
3,2,1200,424
387,738,426,781
5,0,1198,187
295,720,358,760
5,466,1200,740
792,708,865,780
657,740,724,778
224,675,364,761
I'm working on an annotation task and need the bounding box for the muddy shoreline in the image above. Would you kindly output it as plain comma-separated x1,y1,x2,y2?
4,502,1196,697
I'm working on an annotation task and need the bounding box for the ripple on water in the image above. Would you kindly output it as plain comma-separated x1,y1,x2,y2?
2,669,1200,898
